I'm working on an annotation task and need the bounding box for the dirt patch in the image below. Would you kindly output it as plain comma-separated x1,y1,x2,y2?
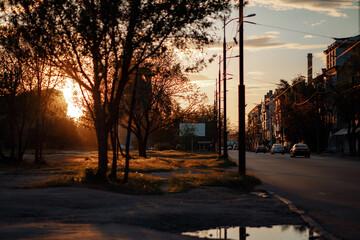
0,151,306,239
0,169,304,239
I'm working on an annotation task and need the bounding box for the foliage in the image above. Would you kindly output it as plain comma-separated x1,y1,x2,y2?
1,0,230,180
275,77,329,150
120,54,206,158
154,143,172,151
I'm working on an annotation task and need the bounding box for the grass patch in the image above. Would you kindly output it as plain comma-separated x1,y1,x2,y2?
21,175,78,188
168,171,261,193
105,173,165,195
13,150,261,195
80,168,165,194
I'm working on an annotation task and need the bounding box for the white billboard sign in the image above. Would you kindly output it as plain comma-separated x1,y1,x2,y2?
179,123,205,137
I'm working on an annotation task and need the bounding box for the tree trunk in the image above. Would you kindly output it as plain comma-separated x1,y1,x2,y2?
124,70,138,183
9,116,16,162
96,126,109,182
138,135,148,158
34,118,42,164
109,125,118,180
94,101,109,182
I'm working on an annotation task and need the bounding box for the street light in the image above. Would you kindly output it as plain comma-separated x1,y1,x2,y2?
239,1,256,175
221,11,254,161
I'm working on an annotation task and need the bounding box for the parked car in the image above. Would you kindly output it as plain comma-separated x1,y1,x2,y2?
255,145,266,153
290,144,310,158
271,144,285,154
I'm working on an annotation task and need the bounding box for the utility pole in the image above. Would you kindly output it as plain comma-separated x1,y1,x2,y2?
214,87,218,153
218,55,222,155
223,17,228,159
238,0,246,175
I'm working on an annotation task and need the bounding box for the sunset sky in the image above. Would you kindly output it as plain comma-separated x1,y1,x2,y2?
188,0,359,126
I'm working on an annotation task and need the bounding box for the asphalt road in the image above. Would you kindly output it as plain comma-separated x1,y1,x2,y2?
228,150,360,240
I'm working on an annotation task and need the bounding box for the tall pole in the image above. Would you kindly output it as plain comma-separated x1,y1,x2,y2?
223,17,228,159
214,87,218,153
238,0,246,175
218,56,222,155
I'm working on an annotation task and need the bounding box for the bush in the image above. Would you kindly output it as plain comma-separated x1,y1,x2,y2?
82,167,105,184
154,142,172,151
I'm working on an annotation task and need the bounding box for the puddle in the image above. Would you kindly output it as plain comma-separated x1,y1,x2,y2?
182,225,320,240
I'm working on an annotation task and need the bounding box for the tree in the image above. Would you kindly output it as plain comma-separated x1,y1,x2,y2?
275,77,328,150
0,49,69,162
2,0,230,181
0,46,46,162
0,49,29,162
121,54,206,158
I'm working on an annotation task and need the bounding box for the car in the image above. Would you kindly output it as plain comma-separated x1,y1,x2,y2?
290,144,310,158
255,145,266,153
271,144,285,154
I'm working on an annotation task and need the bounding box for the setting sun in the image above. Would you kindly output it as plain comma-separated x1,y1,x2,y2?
61,79,82,120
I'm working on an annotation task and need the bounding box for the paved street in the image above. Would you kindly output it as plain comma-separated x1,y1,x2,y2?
228,150,360,240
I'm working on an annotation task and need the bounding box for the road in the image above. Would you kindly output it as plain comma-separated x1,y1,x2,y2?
228,150,360,240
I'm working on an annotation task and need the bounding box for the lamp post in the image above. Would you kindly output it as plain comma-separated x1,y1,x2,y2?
220,10,254,163
223,17,228,159
239,1,255,175
218,55,222,155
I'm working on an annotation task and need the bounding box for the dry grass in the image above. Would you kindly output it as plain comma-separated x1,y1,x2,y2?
168,171,262,193
16,150,260,194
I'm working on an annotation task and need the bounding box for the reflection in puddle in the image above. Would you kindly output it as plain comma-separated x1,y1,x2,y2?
182,225,320,240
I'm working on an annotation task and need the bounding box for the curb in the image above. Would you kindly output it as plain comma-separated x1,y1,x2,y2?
267,191,341,240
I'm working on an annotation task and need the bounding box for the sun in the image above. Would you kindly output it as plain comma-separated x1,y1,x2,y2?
61,79,83,120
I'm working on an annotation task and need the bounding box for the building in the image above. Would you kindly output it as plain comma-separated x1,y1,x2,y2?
247,104,262,150
261,90,276,147
322,34,360,154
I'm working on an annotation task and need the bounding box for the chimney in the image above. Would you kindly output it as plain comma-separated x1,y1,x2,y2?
307,53,313,83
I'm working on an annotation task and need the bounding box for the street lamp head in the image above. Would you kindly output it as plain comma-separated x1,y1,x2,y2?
233,37,238,45
245,13,256,18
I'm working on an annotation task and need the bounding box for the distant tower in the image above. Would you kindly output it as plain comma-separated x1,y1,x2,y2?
307,53,313,83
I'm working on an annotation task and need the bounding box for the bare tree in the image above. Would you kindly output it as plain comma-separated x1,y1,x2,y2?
121,54,205,158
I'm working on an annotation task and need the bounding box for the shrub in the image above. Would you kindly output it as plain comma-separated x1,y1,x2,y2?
154,142,172,151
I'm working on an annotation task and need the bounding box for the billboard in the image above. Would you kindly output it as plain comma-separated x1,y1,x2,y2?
179,123,206,137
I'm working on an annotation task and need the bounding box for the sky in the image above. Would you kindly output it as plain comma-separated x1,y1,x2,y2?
188,0,360,127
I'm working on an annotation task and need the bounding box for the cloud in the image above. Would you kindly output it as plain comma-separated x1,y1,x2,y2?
310,20,326,27
266,31,281,35
314,52,324,59
314,51,326,64
188,74,216,88
189,80,215,88
188,73,212,81
245,35,284,48
252,0,357,18
245,35,327,50
304,35,314,39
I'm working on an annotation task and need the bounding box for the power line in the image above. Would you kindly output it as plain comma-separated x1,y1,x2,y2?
294,92,316,105
246,21,336,39
262,40,359,107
